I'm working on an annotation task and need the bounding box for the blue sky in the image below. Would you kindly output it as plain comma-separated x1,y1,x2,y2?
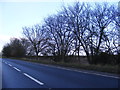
0,0,119,52
0,1,66,51
1,2,62,35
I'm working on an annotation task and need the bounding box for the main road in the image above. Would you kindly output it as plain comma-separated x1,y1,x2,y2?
0,58,119,88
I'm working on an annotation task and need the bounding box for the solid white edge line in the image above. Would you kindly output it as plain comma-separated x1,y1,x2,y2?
23,73,44,85
57,66,120,79
89,73,120,79
13,67,21,72
38,64,119,79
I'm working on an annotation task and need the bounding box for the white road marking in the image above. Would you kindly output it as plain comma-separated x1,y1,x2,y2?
38,63,119,79
56,66,120,79
8,64,12,67
23,73,44,85
13,67,21,72
5,62,7,64
87,73,120,79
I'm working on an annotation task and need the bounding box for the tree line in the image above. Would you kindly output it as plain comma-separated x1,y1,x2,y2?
2,2,120,65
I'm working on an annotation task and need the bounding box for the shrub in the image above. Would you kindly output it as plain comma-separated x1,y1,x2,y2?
92,52,116,65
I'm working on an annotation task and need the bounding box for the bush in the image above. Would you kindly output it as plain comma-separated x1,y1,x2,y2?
2,44,12,57
2,38,26,58
92,52,116,65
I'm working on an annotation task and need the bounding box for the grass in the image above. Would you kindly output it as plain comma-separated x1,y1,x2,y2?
2,57,119,75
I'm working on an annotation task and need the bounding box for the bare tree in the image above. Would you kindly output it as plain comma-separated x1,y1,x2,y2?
112,2,120,55
20,38,33,56
44,12,75,62
62,2,93,63
62,2,117,64
23,24,49,57
21,2,118,64
91,3,114,53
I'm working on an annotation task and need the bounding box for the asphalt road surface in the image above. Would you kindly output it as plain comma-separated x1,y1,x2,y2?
0,58,119,88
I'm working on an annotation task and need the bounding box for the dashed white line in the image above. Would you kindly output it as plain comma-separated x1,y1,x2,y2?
13,67,21,72
5,62,8,64
23,73,44,85
8,64,12,67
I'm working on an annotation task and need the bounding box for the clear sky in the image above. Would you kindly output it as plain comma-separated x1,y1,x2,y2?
0,0,119,52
